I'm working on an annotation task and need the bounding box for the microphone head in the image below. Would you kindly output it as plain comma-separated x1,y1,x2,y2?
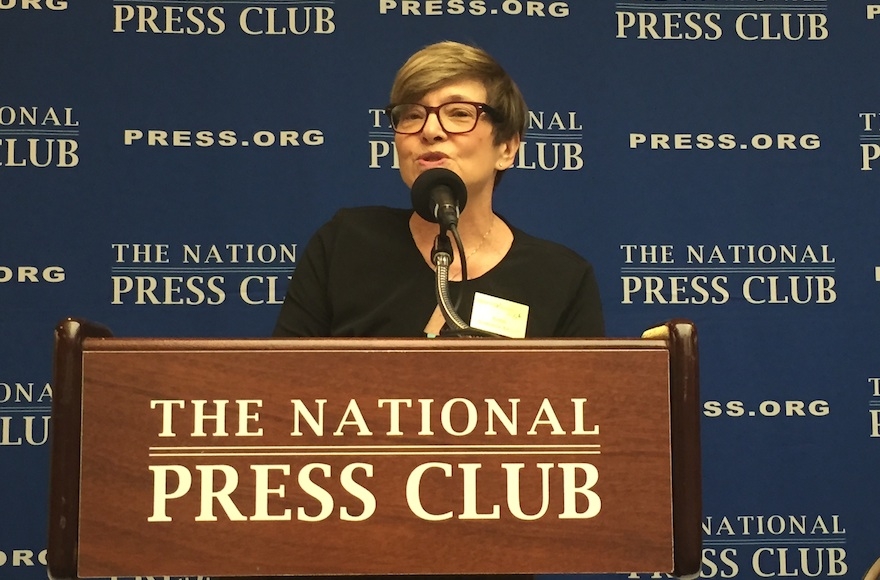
410,168,468,223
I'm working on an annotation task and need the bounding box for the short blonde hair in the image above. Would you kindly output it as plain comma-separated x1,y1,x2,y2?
389,41,528,145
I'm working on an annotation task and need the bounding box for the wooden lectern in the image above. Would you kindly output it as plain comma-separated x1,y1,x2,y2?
48,318,700,579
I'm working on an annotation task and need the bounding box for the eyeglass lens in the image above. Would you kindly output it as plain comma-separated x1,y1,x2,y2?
390,103,481,134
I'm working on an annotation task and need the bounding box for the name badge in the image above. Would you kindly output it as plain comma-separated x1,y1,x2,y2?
470,292,529,338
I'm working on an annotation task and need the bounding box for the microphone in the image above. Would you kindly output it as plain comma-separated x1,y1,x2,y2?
410,168,468,229
409,167,497,337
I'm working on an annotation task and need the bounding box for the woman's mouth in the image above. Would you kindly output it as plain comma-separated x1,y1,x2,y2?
417,152,449,167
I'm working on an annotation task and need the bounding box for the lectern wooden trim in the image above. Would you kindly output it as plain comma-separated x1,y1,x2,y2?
48,318,700,579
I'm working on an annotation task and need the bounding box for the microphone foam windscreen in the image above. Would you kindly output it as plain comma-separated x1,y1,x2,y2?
410,168,468,223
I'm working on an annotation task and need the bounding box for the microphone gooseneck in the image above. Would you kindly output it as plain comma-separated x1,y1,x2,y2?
431,232,471,333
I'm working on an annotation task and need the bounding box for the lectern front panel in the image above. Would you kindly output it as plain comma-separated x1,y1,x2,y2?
75,339,673,577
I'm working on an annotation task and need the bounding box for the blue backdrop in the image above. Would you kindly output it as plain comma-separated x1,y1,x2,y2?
1,1,878,578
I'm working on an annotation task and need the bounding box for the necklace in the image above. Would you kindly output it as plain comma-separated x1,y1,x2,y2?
464,217,495,260
448,217,496,281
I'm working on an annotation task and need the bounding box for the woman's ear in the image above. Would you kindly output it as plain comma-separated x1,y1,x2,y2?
496,135,520,170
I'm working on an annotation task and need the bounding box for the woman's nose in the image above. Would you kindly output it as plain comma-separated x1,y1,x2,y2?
420,111,447,140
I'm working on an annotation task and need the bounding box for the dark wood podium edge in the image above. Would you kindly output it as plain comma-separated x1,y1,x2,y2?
47,318,701,580
644,320,702,578
47,318,113,580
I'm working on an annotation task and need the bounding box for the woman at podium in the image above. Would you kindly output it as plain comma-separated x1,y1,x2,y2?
273,41,603,338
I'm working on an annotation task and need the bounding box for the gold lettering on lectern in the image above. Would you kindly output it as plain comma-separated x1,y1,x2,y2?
147,396,604,523
151,399,264,437
289,397,599,437
149,397,599,441
148,463,376,523
405,462,601,521
147,461,601,523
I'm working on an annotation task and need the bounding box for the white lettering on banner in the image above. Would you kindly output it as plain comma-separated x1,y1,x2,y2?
113,5,226,34
111,243,297,264
111,275,225,305
615,2,828,41
0,266,65,283
514,142,584,170
629,132,820,151
517,110,583,170
618,244,837,306
378,0,570,18
110,243,296,306
0,105,80,168
870,5,880,20
239,6,335,35
752,548,847,578
861,145,879,169
112,4,335,35
0,382,52,446
703,400,830,419
735,13,828,41
0,0,66,9
368,105,400,168
704,514,846,536
0,549,49,567
0,138,79,167
0,415,50,446
368,108,583,171
859,112,880,170
616,11,723,40
123,129,324,148
629,514,848,579
869,378,880,438
0,382,53,404
0,106,77,126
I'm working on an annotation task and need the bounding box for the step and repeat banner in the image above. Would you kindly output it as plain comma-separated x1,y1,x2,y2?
2,1,879,579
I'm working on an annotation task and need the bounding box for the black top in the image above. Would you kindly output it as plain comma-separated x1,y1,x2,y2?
273,207,604,338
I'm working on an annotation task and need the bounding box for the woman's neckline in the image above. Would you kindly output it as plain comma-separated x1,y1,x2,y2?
406,209,516,282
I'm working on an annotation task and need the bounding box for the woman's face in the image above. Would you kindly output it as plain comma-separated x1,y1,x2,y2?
394,79,519,203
